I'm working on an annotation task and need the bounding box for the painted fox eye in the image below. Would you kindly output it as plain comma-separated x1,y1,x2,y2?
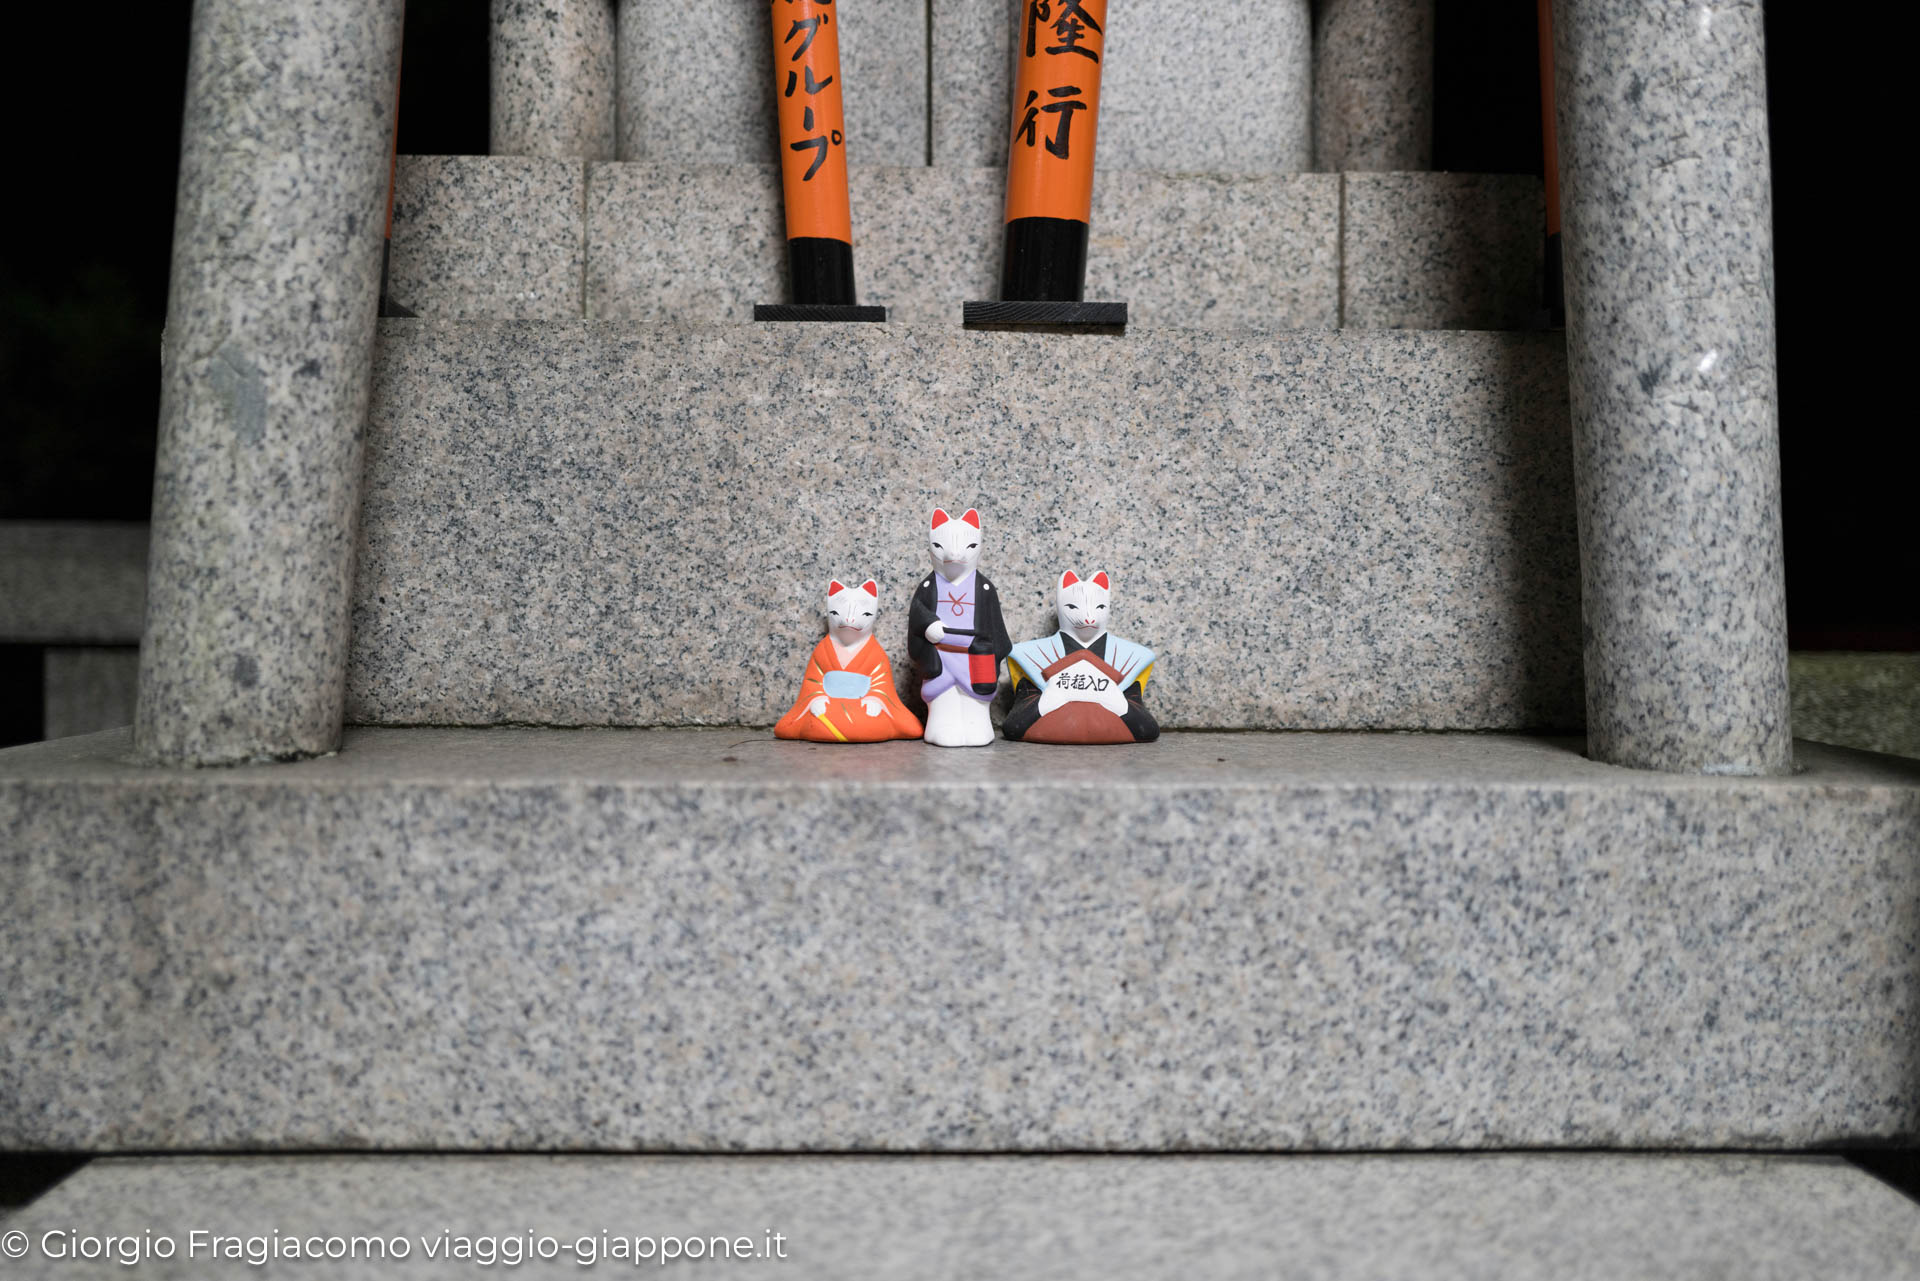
1098,604,1106,609
967,542,978,549
863,611,873,617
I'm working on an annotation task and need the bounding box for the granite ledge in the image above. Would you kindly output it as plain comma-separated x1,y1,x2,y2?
3,1155,1916,1280
3,728,1916,1151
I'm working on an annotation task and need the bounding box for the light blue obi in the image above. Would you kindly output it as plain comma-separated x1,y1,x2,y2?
822,670,872,700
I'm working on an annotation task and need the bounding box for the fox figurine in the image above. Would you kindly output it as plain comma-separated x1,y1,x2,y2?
907,507,1012,747
774,578,923,743
1004,569,1160,744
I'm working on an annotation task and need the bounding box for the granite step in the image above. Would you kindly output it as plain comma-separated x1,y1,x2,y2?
350,320,1581,731
5,1154,1917,1279
3,726,1916,1150
390,157,1542,330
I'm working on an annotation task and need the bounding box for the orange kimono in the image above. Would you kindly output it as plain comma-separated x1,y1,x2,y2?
774,636,923,743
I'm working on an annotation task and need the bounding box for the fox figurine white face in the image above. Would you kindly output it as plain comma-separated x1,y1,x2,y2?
825,578,879,644
1056,570,1110,645
928,507,983,583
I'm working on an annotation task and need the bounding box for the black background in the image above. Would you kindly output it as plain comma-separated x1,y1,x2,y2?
0,1,1908,748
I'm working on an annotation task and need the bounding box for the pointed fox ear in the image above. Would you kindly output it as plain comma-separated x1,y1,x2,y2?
961,508,981,529
1059,570,1079,588
860,579,878,597
1091,571,1110,590
828,579,846,595
930,508,949,529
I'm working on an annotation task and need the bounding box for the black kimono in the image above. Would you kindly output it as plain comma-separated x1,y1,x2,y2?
907,569,1013,701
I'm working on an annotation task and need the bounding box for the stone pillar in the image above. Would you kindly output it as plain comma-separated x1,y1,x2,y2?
490,0,617,160
1313,0,1433,171
1553,0,1790,775
136,0,406,767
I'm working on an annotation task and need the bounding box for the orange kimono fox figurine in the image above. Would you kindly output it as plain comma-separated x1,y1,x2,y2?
775,579,924,743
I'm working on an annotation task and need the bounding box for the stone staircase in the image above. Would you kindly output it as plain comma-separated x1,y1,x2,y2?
3,0,1916,1272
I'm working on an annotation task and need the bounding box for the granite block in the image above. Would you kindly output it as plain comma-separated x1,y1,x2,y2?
2,727,1917,1149
615,0,925,167
42,648,140,740
0,523,148,644
1342,173,1543,330
388,156,585,320
1313,0,1434,172
930,0,1016,170
1088,171,1339,327
932,0,1311,172
1791,652,1920,760
584,164,1339,327
139,0,405,765
7,1157,1920,1281
489,0,616,161
349,322,1578,729
1555,0,1789,774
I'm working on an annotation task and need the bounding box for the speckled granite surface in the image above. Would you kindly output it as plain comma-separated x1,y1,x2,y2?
615,0,924,167
0,522,148,643
584,164,1337,326
1342,173,1542,330
1554,0,1789,774
3,727,1916,1150
388,156,584,320
930,0,1016,168
932,0,1310,172
6,1155,1919,1278
1313,0,1434,172
1792,653,1920,760
137,0,404,766
348,322,1576,729
489,0,616,161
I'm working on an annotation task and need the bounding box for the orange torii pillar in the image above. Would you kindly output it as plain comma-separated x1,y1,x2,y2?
965,0,1125,329
754,0,885,322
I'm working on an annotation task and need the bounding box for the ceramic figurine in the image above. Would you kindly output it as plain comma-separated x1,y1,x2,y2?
907,507,1012,747
1003,570,1160,744
774,578,924,742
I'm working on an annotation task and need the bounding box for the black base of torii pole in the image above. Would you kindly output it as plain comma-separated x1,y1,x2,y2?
755,2,886,324
964,1,1124,331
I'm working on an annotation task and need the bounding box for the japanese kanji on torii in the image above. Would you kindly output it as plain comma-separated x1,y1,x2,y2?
754,0,886,323
968,0,1127,329
755,0,1123,329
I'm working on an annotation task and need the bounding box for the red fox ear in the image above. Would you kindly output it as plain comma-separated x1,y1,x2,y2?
1059,570,1079,588
961,508,981,528
1091,571,1109,589
828,579,846,595
930,508,950,529
860,579,878,597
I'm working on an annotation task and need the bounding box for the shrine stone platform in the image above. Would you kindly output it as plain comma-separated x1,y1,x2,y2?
5,1154,1917,1279
387,158,1542,330
350,320,1581,731
3,727,1915,1150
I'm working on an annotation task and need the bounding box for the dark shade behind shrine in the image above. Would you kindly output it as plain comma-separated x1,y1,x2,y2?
0,0,1907,651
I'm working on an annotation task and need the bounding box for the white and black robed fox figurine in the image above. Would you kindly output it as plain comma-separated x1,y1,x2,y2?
908,507,1012,747
1003,569,1160,744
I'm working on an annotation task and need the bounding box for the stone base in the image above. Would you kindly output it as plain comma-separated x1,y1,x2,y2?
5,1154,1918,1279
3,727,1915,1150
